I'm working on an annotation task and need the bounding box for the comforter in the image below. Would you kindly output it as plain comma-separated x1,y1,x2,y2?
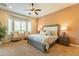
28,34,58,50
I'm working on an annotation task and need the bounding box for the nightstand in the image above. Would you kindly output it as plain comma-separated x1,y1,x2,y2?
59,32,70,46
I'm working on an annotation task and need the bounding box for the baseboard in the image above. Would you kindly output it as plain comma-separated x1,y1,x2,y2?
70,44,79,47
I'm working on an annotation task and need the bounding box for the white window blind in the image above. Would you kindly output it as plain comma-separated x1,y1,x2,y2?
14,20,21,32
8,16,13,34
8,15,32,34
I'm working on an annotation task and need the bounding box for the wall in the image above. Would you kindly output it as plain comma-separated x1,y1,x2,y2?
31,19,38,34
38,4,79,45
0,10,8,26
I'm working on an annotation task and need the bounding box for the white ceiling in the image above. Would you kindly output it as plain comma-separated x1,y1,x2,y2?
0,3,76,18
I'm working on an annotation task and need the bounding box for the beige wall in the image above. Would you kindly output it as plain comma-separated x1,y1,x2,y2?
0,10,8,26
31,19,38,34
38,4,79,45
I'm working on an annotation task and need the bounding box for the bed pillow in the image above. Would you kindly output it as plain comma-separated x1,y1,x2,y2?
52,31,55,35
40,31,47,35
45,31,57,36
45,30,52,35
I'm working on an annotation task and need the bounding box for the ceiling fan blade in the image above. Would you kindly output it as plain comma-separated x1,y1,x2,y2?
31,3,34,10
32,3,34,6
35,12,38,15
35,9,41,11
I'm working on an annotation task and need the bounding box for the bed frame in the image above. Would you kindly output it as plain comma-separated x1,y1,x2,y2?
28,24,60,53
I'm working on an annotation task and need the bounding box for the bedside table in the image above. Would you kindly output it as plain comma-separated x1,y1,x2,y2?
59,35,70,46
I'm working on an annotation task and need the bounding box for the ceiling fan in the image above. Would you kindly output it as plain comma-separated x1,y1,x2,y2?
24,3,41,15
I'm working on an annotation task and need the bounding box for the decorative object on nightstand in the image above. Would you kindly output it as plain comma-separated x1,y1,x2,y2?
59,26,70,46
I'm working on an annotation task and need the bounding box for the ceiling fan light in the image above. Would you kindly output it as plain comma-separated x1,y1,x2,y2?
32,11,35,14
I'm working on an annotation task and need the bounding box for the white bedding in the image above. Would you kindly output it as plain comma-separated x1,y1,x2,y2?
28,34,58,50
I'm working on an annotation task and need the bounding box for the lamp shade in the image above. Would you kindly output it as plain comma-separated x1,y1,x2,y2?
61,27,67,31
38,25,43,30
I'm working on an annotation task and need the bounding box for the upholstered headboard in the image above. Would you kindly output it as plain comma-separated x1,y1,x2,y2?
43,24,60,36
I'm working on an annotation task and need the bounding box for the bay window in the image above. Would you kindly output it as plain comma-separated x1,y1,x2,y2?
21,21,27,33
8,15,32,35
14,20,21,32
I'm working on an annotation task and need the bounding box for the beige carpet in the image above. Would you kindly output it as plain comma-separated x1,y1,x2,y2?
0,40,79,56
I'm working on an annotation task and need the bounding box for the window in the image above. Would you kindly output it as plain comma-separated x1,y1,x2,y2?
14,20,27,33
14,20,21,32
8,15,32,34
8,16,13,34
21,21,27,33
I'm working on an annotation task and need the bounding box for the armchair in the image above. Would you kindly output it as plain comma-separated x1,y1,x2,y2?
11,32,21,41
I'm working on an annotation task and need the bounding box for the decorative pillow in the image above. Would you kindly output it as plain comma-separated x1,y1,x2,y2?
52,31,57,35
45,30,52,35
44,30,58,36
51,31,55,35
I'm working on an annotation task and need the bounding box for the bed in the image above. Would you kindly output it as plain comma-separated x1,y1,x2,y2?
28,24,60,53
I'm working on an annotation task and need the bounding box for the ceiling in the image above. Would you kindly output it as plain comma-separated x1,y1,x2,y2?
0,3,76,18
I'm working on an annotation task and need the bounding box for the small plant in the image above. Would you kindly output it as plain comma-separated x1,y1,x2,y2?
0,23,7,41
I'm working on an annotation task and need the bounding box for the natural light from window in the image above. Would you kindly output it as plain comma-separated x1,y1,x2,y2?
8,15,32,34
